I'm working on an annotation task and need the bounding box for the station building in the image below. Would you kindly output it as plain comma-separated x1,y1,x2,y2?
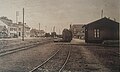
83,17,119,43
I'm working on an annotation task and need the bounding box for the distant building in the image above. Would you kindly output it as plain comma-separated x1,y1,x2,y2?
0,26,8,38
83,17,119,43
0,17,30,38
17,22,30,37
70,24,85,39
0,20,8,38
38,30,45,36
0,17,18,37
30,29,45,37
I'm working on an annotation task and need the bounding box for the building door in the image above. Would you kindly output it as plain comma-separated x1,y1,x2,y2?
19,32,21,36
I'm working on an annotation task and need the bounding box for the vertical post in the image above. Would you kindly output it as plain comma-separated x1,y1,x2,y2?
38,23,40,37
22,8,24,41
53,26,55,32
16,11,19,24
45,26,47,32
101,9,103,18
59,29,60,35
39,23,40,31
53,26,55,38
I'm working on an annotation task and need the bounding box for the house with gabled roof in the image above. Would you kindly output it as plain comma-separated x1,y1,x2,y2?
70,24,85,39
0,20,8,38
0,17,18,37
83,17,119,43
17,22,31,37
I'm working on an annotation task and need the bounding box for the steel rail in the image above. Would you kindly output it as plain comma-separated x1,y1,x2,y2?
0,40,51,57
58,49,71,72
29,48,61,72
29,47,71,72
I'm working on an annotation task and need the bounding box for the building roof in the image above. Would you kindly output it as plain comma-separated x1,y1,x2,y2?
70,24,84,30
0,18,18,27
82,17,119,29
18,22,30,29
85,17,119,27
0,20,8,27
0,26,4,32
70,24,85,32
71,24,84,28
0,17,12,26
0,17,31,29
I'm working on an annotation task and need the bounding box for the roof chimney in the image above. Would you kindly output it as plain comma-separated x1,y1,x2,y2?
70,24,72,28
114,18,116,21
101,9,104,18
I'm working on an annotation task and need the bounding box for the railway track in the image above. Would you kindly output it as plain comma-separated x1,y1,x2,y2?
29,47,71,72
0,40,52,57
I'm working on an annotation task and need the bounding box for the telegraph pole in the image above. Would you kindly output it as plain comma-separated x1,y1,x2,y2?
39,23,40,31
22,8,24,41
45,26,47,32
53,26,55,32
53,26,55,38
38,23,40,37
16,11,19,24
59,29,60,35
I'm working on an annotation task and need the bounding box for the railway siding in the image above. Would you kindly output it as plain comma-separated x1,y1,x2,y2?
0,38,52,57
29,44,71,72
62,45,111,72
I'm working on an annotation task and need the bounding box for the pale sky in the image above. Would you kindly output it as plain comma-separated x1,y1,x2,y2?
0,0,119,34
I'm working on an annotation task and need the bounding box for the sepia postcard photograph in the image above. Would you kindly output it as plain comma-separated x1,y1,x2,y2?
0,0,119,72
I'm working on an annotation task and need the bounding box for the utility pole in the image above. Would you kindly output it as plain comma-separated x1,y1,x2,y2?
53,26,55,32
39,23,40,31
53,26,55,38
22,8,24,41
38,23,40,37
16,11,19,24
59,29,60,35
45,26,47,32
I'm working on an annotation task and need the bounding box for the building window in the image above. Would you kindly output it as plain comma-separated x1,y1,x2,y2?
94,29,96,38
74,29,76,33
14,28,16,31
10,28,12,31
19,28,21,31
19,32,21,36
94,29,100,38
97,29,100,38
